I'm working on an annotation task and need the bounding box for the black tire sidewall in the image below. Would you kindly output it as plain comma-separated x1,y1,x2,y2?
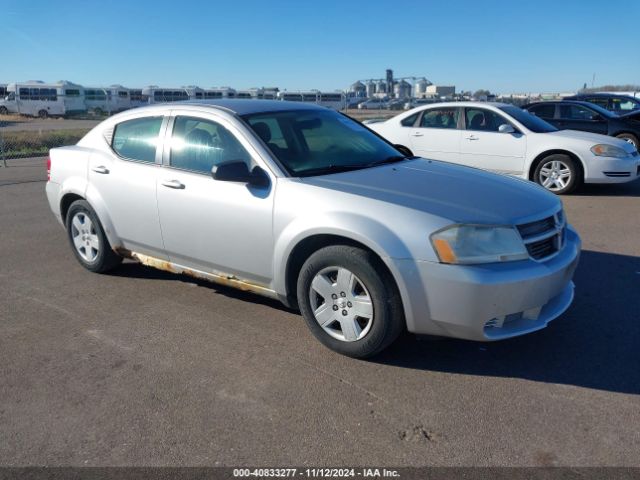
65,200,115,273
297,246,403,358
616,134,638,149
533,154,579,195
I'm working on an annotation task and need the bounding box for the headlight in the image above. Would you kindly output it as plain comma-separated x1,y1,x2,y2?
590,144,630,158
430,225,529,264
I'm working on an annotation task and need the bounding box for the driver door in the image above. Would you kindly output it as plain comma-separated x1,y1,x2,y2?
155,110,275,285
458,107,527,175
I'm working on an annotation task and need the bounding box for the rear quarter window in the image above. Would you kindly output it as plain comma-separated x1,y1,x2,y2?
112,116,163,163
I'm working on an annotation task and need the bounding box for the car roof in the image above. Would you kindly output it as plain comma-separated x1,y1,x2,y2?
120,99,328,117
570,92,634,98
179,99,327,115
415,101,512,108
526,100,599,107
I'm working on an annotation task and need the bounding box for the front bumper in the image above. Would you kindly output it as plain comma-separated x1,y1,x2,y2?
395,226,581,341
584,155,640,184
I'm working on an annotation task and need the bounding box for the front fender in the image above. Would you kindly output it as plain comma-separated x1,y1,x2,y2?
271,212,425,332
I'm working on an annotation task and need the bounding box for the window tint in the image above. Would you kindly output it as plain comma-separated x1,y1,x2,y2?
419,108,459,129
170,116,252,174
559,105,598,120
18,87,57,101
400,112,419,127
112,116,163,163
243,109,402,177
611,97,639,112
499,106,557,133
528,104,555,119
585,97,609,109
465,108,511,132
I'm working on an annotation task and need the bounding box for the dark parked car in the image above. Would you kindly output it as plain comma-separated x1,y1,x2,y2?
563,93,640,115
523,100,640,149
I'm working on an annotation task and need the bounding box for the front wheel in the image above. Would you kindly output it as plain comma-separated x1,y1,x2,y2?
0,106,8,115
533,154,581,195
38,109,48,119
66,200,122,273
297,245,404,358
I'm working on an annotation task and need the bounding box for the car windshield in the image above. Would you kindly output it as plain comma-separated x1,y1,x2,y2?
499,106,558,133
242,109,408,177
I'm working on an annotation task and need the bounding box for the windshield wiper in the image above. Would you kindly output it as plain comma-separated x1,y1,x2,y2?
367,155,417,167
297,164,370,177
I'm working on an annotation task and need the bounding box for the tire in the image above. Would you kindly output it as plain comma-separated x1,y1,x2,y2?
297,245,404,358
38,109,48,119
65,200,122,273
533,154,581,195
0,106,8,115
615,133,638,150
94,108,104,116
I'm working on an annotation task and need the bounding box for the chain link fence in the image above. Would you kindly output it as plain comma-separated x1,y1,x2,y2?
0,114,93,167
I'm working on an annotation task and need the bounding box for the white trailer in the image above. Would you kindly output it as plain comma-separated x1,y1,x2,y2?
0,81,86,117
84,85,131,115
142,86,190,104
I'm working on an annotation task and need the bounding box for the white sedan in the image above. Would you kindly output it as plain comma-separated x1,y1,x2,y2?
367,101,640,194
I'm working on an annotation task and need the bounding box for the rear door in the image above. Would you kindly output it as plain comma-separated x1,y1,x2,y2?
88,114,167,258
155,111,275,285
557,104,608,134
458,107,527,175
407,106,462,162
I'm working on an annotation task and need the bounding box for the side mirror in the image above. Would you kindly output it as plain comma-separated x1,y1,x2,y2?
498,124,515,134
393,144,414,157
590,114,602,121
211,161,270,187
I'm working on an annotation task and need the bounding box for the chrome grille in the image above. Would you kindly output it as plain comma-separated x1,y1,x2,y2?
517,211,565,261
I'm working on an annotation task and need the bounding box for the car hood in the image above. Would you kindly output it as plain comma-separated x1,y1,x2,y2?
302,159,561,225
547,129,637,153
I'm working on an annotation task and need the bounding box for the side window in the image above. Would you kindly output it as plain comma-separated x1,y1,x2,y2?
611,98,637,112
170,116,252,174
247,116,287,149
465,108,511,132
528,104,555,119
112,116,163,163
559,105,597,120
400,112,419,127
419,108,459,129
586,97,609,109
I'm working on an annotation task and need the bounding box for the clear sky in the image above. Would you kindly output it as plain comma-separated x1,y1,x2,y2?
2,0,638,94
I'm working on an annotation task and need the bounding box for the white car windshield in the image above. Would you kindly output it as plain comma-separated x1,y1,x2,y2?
500,106,558,133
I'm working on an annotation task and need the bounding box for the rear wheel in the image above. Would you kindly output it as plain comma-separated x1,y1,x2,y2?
297,245,404,358
66,200,122,273
94,108,104,116
38,109,48,119
533,154,580,195
0,106,8,115
615,133,638,150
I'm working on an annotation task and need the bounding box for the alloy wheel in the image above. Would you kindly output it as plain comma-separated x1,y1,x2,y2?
539,160,572,192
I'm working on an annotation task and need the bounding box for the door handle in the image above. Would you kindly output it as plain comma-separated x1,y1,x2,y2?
92,166,109,174
465,135,479,141
161,179,185,189
411,132,424,137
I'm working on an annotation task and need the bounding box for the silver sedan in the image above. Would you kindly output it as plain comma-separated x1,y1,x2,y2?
46,100,580,357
